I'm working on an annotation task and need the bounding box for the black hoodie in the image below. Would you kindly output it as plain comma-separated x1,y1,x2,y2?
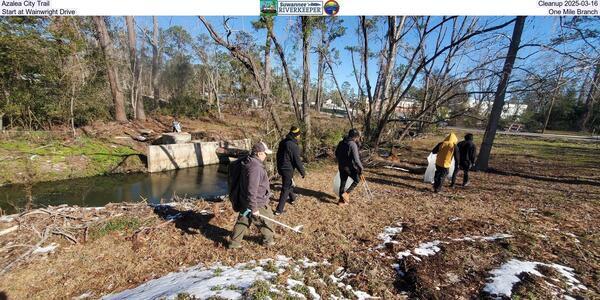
276,134,306,176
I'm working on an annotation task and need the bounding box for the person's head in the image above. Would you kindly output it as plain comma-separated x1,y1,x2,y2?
464,133,473,141
251,141,273,162
289,126,301,138
444,132,458,145
347,128,360,141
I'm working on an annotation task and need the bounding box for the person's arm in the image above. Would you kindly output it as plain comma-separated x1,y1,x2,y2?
470,144,476,167
431,143,441,154
246,163,261,212
454,145,460,165
291,143,306,177
351,142,364,172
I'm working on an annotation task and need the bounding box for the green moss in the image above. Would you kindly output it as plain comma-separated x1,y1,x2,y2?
0,134,140,185
244,280,277,300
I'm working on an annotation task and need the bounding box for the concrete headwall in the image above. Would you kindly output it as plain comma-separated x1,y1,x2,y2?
147,139,251,173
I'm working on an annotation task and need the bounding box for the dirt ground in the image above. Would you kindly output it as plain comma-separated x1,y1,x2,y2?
0,131,598,299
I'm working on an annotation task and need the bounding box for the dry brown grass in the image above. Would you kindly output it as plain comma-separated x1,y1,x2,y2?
0,131,598,299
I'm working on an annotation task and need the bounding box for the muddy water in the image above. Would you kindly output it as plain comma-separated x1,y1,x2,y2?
0,165,229,214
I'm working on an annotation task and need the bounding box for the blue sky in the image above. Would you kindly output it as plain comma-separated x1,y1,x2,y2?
129,16,565,96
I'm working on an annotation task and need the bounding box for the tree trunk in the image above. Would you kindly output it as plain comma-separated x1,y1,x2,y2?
301,17,312,161
542,68,563,134
315,31,327,113
270,29,301,122
577,61,599,131
126,16,146,121
93,16,127,123
322,50,354,128
136,30,147,121
264,28,272,108
476,16,526,171
151,16,161,106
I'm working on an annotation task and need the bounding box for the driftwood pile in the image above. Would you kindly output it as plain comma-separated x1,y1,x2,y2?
0,201,203,275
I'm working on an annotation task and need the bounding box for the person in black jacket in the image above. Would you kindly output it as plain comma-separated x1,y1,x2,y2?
275,126,306,215
335,129,363,205
451,133,476,187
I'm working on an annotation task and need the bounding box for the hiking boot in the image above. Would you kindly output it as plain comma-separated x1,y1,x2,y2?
228,242,242,249
274,210,284,216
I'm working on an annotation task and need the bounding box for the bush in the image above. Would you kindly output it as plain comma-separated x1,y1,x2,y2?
159,95,212,119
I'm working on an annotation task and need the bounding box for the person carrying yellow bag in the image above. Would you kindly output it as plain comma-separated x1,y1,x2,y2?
431,133,460,193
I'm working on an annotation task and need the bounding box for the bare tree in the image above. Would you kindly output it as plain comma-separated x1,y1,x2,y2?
269,23,301,122
301,16,313,160
476,16,526,170
198,16,283,135
125,16,146,121
92,16,127,123
355,16,515,150
149,16,162,105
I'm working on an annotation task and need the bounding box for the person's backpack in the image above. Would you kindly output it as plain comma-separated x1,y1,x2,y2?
335,139,351,163
227,156,247,212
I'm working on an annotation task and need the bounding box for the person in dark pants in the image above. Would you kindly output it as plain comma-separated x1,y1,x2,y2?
275,126,306,215
431,133,459,193
335,129,364,205
451,133,476,187
229,142,276,249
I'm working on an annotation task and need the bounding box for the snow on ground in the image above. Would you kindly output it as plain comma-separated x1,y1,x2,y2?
373,223,403,250
412,241,442,256
32,243,58,254
102,255,375,300
373,232,513,265
483,259,588,298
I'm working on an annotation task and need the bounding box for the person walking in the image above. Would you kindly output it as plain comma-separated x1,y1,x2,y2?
275,126,306,215
431,133,460,193
451,133,476,187
228,142,276,249
335,129,364,205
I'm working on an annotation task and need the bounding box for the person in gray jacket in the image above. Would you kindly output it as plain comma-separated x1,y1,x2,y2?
228,142,276,249
335,129,364,205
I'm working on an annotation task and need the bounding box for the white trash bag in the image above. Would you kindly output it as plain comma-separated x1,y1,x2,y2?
332,171,353,194
423,153,455,183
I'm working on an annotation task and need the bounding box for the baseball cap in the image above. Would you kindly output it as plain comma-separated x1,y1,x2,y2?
252,141,273,154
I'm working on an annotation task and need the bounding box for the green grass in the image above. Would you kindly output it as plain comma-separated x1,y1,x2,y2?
89,217,143,240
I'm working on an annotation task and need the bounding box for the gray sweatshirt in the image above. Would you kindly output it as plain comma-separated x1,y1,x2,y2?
241,155,271,211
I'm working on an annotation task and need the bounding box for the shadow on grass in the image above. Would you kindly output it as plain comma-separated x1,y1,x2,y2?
271,183,338,204
365,176,432,193
487,168,600,187
152,205,230,246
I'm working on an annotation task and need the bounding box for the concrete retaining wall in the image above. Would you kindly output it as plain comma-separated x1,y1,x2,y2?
147,139,251,173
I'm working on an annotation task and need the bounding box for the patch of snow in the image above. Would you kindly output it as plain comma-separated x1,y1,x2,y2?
413,241,442,256
33,243,58,254
452,234,513,242
483,259,588,299
103,256,373,300
483,259,543,297
549,263,588,291
480,234,513,241
374,224,403,249
354,290,379,299
72,292,93,299
396,250,411,259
